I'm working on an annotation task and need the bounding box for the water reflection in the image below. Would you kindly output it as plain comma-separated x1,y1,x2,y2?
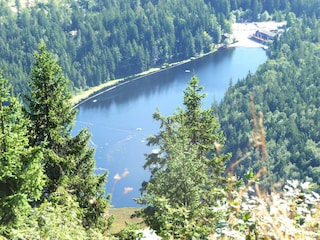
74,47,267,207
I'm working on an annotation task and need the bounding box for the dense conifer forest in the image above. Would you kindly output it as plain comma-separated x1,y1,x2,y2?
1,0,319,94
1,0,224,94
1,0,320,238
218,15,320,191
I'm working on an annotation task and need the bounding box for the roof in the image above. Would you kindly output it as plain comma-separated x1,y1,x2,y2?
256,30,277,38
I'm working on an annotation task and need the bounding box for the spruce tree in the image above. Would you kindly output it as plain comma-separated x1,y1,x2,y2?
25,41,77,194
137,76,230,238
25,42,109,230
0,72,44,234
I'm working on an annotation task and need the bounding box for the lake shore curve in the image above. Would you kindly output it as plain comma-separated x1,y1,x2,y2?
71,21,285,108
72,50,217,107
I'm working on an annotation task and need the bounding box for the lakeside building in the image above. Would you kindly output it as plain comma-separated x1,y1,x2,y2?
251,29,277,44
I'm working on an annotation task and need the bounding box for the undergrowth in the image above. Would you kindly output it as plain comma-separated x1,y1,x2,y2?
211,95,320,239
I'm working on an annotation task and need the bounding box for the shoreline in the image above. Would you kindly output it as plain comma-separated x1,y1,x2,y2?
71,21,286,108
71,50,218,107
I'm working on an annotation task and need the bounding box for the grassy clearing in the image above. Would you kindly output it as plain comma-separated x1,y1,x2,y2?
108,208,144,234
70,79,121,105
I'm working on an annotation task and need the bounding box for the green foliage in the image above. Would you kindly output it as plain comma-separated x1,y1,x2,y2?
5,187,107,240
218,17,320,190
24,43,110,231
136,76,230,238
0,46,111,238
1,1,320,238
213,179,320,239
212,112,320,239
1,0,319,94
0,0,224,93
0,72,44,234
25,41,77,193
33,188,89,239
113,223,143,240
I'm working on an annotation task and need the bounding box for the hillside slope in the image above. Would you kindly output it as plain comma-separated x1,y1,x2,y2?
218,17,320,189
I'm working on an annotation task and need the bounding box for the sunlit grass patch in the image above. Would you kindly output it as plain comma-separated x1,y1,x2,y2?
108,208,144,234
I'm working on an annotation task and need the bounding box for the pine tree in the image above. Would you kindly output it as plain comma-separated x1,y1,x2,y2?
136,76,230,238
25,42,76,194
0,72,44,234
24,42,109,230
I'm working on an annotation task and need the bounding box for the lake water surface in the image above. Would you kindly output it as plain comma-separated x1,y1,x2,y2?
73,47,267,207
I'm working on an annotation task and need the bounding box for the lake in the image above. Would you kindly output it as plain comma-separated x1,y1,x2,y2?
73,47,267,207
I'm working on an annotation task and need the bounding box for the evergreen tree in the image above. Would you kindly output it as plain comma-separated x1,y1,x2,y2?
25,41,77,194
0,72,44,235
24,42,109,230
136,76,230,238
8,187,107,239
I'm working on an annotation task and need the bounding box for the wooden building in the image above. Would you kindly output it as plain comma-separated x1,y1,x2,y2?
251,30,277,44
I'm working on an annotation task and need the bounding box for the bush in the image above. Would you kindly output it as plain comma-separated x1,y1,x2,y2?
212,179,320,239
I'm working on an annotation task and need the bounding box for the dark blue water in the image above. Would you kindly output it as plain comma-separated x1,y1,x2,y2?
73,47,267,207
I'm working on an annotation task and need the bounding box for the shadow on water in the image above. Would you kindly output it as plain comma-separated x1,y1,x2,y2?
74,47,266,207
79,48,236,111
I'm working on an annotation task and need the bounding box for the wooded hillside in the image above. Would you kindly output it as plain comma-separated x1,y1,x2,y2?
1,0,320,238
1,0,319,95
218,16,320,190
1,0,223,94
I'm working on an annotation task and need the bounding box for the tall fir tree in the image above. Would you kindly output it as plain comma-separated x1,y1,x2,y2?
0,72,44,234
136,76,230,238
25,42,77,194
24,42,109,230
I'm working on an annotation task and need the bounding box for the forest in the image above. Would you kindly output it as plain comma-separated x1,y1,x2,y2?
0,0,320,238
218,14,320,191
0,0,319,95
